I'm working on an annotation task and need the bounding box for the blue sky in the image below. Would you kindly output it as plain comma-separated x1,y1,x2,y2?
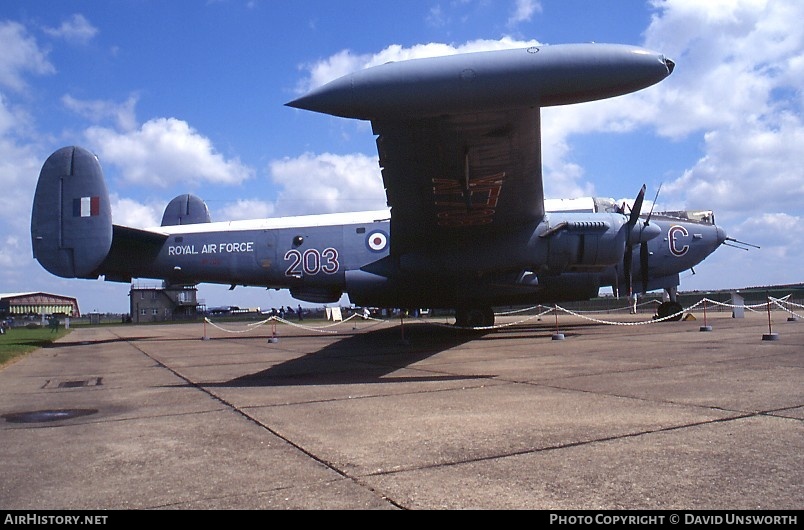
1,0,802,314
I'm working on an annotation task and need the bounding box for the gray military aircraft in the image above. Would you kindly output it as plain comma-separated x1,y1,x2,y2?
31,43,726,327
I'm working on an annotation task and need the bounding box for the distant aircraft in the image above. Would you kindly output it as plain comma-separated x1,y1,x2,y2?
31,43,726,327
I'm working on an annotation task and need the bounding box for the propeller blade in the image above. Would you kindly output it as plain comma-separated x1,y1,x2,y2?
628,184,646,227
645,183,662,225
640,241,649,293
624,244,633,296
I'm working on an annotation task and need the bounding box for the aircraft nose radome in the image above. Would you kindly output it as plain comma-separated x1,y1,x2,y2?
716,226,728,245
664,57,675,75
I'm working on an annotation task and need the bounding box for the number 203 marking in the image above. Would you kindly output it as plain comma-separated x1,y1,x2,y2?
284,248,339,277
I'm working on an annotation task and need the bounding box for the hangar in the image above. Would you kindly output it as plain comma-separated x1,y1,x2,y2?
0,292,81,318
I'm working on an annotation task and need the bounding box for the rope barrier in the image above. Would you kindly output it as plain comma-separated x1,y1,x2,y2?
771,297,804,320
203,312,392,335
432,306,555,331
201,294,799,335
203,316,274,333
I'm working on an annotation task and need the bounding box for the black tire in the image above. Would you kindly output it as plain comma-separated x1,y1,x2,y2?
657,301,683,321
455,307,495,328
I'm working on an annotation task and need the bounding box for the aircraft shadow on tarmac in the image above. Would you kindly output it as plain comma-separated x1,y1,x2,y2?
42,335,164,348
200,316,595,388
203,322,501,388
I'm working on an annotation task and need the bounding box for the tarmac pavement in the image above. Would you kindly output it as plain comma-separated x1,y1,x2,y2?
0,309,801,510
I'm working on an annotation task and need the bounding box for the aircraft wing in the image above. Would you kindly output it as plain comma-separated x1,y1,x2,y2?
287,43,674,259
372,109,543,254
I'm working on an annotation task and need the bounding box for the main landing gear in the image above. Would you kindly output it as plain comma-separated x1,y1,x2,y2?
455,307,495,328
656,286,683,321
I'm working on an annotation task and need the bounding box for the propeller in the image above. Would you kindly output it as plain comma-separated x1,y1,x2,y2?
639,184,661,293
623,185,646,297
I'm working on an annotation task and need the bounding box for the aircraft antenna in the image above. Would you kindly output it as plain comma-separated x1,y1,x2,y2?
723,238,760,251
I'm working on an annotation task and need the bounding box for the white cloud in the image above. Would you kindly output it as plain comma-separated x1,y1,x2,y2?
734,212,799,254
0,234,22,268
43,14,98,45
644,0,804,138
508,0,542,27
268,152,386,216
109,194,163,229
85,118,255,187
640,0,804,288
0,20,55,92
62,94,139,132
219,199,275,221
663,114,804,213
0,135,41,248
642,0,804,215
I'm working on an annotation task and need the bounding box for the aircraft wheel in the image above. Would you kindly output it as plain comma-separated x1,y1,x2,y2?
455,307,495,328
657,301,684,321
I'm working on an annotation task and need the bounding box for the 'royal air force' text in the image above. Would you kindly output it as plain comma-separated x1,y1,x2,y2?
167,242,254,256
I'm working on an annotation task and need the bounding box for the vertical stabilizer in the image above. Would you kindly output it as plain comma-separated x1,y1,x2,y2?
161,194,211,226
31,146,113,278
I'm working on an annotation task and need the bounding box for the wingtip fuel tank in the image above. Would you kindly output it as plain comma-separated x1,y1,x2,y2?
287,43,674,120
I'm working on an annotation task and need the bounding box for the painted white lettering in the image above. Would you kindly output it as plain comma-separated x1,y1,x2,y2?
214,241,255,254
167,245,198,255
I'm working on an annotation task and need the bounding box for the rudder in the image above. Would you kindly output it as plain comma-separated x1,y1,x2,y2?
31,146,113,278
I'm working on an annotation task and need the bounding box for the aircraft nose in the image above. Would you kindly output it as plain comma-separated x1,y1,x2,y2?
716,226,728,245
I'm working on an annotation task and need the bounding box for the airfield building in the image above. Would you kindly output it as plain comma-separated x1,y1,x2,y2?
128,282,202,323
0,292,80,318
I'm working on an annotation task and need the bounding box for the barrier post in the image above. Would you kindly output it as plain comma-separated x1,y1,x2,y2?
552,304,565,340
268,319,279,343
762,295,779,341
398,311,409,346
700,299,712,331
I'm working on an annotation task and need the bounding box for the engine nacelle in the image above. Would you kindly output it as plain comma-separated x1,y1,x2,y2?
541,215,626,273
31,146,113,279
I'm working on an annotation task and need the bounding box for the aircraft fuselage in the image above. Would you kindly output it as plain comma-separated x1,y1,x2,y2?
99,209,640,307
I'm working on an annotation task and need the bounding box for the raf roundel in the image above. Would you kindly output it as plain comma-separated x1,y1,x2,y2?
366,230,388,252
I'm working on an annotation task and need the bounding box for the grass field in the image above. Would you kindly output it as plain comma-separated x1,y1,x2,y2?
0,327,71,368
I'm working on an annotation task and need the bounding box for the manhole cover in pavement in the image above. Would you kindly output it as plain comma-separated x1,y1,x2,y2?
2,409,98,423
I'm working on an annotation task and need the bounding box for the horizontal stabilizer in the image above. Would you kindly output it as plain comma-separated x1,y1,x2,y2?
97,225,169,283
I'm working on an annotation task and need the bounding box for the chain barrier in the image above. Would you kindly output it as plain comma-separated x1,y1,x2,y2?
203,312,391,335
771,296,803,320
202,294,799,335
203,316,274,333
555,300,702,326
450,294,799,331
431,306,556,331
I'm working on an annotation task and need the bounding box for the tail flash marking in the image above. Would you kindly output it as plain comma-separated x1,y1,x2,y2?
73,196,100,217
